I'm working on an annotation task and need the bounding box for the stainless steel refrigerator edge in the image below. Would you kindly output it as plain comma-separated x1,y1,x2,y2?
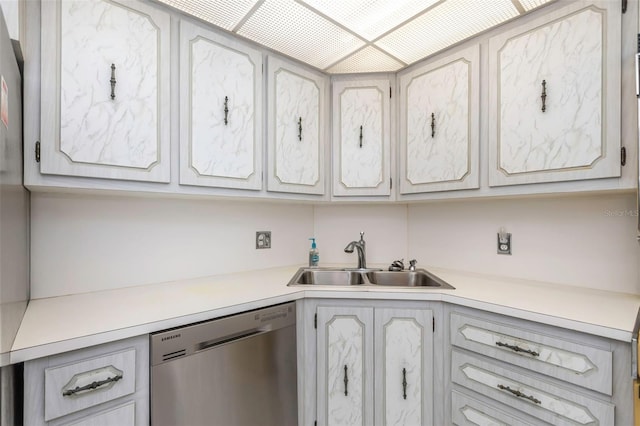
0,4,29,426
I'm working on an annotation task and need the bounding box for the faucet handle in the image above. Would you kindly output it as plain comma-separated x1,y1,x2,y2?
389,259,404,271
359,231,365,240
409,259,417,271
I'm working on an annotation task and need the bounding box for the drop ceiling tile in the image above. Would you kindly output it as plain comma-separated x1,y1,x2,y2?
158,0,260,31
376,0,520,65
518,0,556,11
237,0,366,70
299,0,440,41
326,46,404,73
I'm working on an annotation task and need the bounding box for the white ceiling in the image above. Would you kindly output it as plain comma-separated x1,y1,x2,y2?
157,0,555,74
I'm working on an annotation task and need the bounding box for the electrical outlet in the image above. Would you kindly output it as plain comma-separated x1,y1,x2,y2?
497,231,511,255
256,231,271,249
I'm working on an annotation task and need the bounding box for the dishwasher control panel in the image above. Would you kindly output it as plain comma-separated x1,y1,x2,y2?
150,302,296,366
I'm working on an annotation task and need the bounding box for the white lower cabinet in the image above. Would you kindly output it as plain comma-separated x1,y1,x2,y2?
24,336,148,426
447,306,632,426
312,301,435,426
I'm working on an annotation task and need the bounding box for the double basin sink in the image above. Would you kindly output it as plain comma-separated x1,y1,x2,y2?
287,267,455,289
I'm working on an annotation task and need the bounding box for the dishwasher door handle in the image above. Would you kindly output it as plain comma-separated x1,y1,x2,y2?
197,327,271,352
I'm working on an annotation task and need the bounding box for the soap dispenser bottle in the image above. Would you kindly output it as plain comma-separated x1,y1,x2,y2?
308,238,319,267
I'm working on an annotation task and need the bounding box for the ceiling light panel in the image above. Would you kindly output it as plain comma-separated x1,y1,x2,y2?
376,0,519,65
518,0,556,11
326,46,404,74
237,0,366,70
299,0,440,41
158,0,259,31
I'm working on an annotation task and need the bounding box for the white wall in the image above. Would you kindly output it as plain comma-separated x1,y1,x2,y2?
30,193,313,298
313,204,407,266
31,192,640,298
408,193,640,294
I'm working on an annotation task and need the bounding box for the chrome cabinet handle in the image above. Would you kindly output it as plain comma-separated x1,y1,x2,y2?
497,384,541,404
495,341,539,357
431,113,435,138
63,374,123,397
402,368,407,400
110,64,116,100
224,96,229,125
541,80,547,112
359,125,363,148
344,365,349,396
298,117,302,141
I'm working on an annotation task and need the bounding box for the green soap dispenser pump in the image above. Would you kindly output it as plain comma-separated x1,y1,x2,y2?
308,238,319,267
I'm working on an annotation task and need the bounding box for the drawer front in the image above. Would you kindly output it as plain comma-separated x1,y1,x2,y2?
45,348,136,421
451,350,614,426
64,401,135,426
450,312,612,395
451,390,535,426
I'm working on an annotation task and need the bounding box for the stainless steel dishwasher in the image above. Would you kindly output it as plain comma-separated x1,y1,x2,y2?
150,302,297,426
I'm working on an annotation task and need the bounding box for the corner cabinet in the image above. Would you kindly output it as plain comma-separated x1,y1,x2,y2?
488,0,621,187
332,79,391,197
179,20,263,190
39,0,171,182
399,45,479,194
312,301,435,426
267,57,327,195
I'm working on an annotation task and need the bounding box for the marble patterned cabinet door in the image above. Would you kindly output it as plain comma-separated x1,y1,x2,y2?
179,21,262,190
374,308,433,426
267,57,327,195
399,45,479,194
317,306,374,426
488,1,621,186
332,79,391,197
40,0,171,182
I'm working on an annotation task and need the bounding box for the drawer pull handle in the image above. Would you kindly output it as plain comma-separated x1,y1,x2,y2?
224,96,229,125
497,384,541,404
62,374,123,397
541,80,547,112
402,367,407,400
359,125,363,148
298,117,302,141
110,64,116,100
344,365,348,396
431,112,435,138
496,341,539,357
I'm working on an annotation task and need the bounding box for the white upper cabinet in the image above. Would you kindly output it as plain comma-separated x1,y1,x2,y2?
332,79,391,197
267,57,327,195
179,20,262,190
488,1,621,187
399,45,479,194
40,0,171,182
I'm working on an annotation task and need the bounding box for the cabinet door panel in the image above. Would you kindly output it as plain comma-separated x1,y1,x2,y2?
375,308,433,426
332,79,390,197
267,57,327,194
317,306,374,426
489,2,621,186
179,21,262,190
400,45,479,194
40,0,170,182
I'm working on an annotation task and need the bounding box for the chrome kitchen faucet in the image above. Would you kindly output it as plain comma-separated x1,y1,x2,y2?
344,232,367,269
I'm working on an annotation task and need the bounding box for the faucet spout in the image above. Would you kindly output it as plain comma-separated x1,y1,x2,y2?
344,232,367,269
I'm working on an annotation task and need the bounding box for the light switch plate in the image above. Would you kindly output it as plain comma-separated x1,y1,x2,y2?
256,231,271,249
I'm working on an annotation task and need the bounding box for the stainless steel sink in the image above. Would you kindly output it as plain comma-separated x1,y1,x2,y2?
294,269,365,286
366,270,455,288
287,267,454,289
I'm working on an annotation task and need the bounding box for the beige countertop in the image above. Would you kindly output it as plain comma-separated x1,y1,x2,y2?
10,265,640,363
